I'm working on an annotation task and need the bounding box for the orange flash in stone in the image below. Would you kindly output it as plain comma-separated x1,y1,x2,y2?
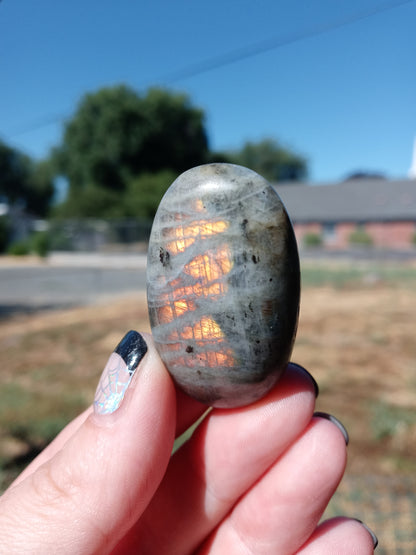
166,219,229,255
157,215,234,367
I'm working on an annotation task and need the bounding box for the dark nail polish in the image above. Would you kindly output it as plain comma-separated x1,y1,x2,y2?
115,330,148,375
313,411,349,445
94,330,148,415
353,519,378,549
290,362,319,397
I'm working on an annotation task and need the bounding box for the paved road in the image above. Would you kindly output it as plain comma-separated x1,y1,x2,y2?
0,254,148,316
1,249,415,317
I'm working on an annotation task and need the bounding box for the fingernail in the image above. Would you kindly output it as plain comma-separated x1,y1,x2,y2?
94,330,148,415
290,362,319,397
313,411,349,445
353,519,378,549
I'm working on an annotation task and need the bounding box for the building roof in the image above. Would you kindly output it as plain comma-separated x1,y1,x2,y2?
274,178,416,224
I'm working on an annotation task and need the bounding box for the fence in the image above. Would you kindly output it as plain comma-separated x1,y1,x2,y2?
47,219,153,252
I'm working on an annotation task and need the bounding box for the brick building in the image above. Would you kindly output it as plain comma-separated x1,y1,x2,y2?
274,177,416,251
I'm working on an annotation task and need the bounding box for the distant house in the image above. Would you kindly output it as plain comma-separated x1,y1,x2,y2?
274,178,416,250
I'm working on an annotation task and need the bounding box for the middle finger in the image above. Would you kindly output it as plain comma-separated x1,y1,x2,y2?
113,363,317,554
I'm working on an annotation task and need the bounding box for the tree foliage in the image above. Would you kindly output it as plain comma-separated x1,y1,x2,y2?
26,159,56,217
52,169,177,220
0,141,29,203
55,85,208,195
123,170,178,220
52,185,123,219
229,138,307,182
2,86,309,225
0,140,54,217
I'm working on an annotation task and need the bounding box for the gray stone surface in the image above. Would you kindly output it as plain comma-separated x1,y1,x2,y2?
147,164,300,408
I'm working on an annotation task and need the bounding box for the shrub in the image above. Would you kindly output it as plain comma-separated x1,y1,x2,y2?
6,231,51,257
31,231,50,257
124,170,177,220
303,232,322,248
349,228,373,246
7,239,31,256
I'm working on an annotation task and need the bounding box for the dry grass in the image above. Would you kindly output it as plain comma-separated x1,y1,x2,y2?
0,264,415,552
295,285,416,476
1,278,415,477
0,292,151,486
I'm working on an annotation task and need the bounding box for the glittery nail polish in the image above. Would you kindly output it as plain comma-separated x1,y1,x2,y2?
94,331,147,415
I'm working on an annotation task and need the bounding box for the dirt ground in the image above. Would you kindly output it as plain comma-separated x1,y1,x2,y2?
1,283,415,477
1,277,415,552
296,285,416,477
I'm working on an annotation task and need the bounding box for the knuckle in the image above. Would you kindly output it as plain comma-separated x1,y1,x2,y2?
31,458,81,507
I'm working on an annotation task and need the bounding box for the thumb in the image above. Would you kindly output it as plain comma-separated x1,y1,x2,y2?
0,331,176,555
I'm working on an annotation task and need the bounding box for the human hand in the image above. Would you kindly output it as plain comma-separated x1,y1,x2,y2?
0,331,377,554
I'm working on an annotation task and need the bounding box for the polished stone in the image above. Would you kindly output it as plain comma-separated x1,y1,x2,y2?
146,163,300,407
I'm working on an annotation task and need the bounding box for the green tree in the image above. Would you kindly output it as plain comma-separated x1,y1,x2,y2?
123,170,178,220
229,138,307,182
55,85,209,197
0,140,30,205
25,159,55,217
138,88,209,175
0,140,54,217
52,185,123,219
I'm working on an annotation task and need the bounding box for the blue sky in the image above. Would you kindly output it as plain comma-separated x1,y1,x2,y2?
1,0,415,182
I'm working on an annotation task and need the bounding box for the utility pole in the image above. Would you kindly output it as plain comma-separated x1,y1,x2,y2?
408,137,416,179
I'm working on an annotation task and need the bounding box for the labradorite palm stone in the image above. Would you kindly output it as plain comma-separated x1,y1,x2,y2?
146,163,300,408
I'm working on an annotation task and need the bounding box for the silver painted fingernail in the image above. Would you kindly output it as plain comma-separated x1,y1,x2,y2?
94,330,147,415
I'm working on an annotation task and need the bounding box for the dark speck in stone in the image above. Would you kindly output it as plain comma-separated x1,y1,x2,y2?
186,345,194,353
159,247,171,268
241,219,248,238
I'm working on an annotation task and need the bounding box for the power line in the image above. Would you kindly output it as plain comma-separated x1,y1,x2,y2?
157,0,414,83
5,0,414,140
4,113,68,138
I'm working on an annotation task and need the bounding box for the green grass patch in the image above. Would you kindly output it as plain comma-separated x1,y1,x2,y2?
302,232,323,248
7,239,31,256
301,261,416,288
371,401,416,441
349,229,373,246
0,382,87,445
